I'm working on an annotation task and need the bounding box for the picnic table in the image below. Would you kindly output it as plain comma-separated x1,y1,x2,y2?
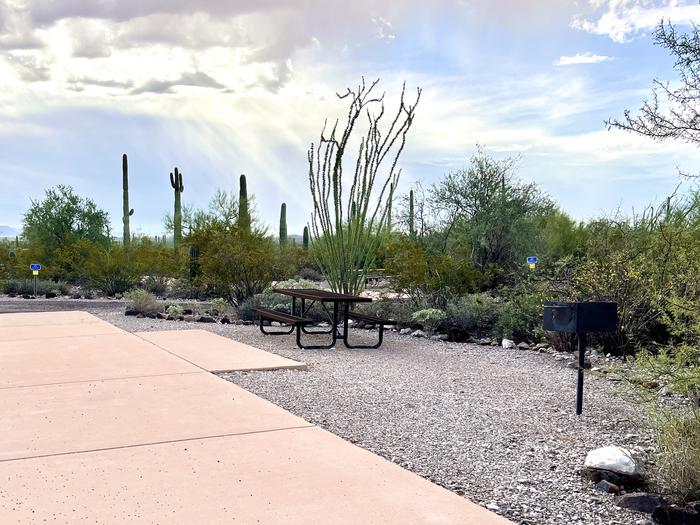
253,288,395,349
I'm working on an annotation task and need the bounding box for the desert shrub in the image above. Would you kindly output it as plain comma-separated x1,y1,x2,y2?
354,298,422,326
194,228,276,303
297,265,324,282
127,289,161,315
655,412,700,503
168,278,206,300
411,308,447,335
210,297,230,317
445,294,500,335
493,289,544,342
85,245,140,296
2,278,63,296
165,303,184,317
237,296,261,321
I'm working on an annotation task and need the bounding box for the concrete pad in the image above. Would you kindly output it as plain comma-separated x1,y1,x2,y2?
0,321,122,342
0,427,513,524
0,372,310,461
0,310,107,327
136,329,307,372
0,333,199,388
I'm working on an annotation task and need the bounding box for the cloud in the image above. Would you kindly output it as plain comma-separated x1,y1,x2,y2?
130,70,226,94
5,53,51,82
554,52,613,66
572,0,700,43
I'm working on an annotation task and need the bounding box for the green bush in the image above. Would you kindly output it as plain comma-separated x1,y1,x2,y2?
445,294,499,335
237,279,323,322
127,290,161,316
2,278,69,296
165,303,184,317
210,297,230,317
411,308,447,335
86,246,140,296
655,412,700,503
493,290,544,342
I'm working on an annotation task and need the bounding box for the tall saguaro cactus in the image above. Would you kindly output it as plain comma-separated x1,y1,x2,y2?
238,174,251,232
408,189,416,240
279,203,288,245
170,167,184,250
302,226,309,251
122,154,134,248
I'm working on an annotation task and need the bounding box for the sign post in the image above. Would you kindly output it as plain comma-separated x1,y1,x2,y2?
29,263,41,297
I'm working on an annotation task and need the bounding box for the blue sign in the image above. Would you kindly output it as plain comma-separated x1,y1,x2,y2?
29,263,41,271
526,256,538,264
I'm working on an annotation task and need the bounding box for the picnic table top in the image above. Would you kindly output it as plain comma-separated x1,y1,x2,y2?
273,288,372,303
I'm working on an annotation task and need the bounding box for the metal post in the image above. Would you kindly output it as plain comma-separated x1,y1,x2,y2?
33,275,37,298
576,332,586,415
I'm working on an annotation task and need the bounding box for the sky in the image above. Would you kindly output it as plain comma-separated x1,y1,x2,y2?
1,0,700,236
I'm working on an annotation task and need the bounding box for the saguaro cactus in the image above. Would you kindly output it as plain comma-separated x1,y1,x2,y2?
170,167,184,250
238,174,250,232
279,203,287,245
122,154,134,248
302,226,309,251
408,189,416,240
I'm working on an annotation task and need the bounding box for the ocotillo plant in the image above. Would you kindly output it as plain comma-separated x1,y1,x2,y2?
238,174,251,232
308,78,421,294
170,167,184,251
386,183,394,233
122,154,134,248
408,189,416,240
279,203,287,245
302,226,309,251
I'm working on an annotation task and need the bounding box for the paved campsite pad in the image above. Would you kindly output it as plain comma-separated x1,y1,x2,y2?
0,333,198,388
0,311,512,524
0,373,310,461
0,427,512,525
0,310,107,327
136,329,306,372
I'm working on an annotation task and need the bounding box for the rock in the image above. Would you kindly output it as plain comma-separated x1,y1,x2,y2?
400,328,412,335
7,293,16,297
490,340,499,346
71,293,82,299
242,320,254,326
616,493,665,514
156,312,168,319
166,315,175,321
365,324,375,330
220,316,232,324
517,342,530,350
534,343,549,350
183,308,193,315
652,504,700,525
485,502,501,511
583,446,643,484
568,359,592,369
197,315,216,323
430,334,449,341
183,315,195,322
596,480,620,494
44,292,57,299
478,337,491,345
501,339,515,349
124,308,137,316
21,294,32,299
411,330,426,338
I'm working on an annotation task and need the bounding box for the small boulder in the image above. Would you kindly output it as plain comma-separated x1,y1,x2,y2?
517,342,530,350
652,504,700,525
400,327,412,335
183,308,193,315
220,316,232,324
583,446,643,485
71,293,82,299
183,315,195,322
45,292,57,299
156,312,168,320
616,493,665,514
124,308,137,316
197,315,216,323
430,334,449,341
478,337,491,345
21,294,32,299
596,480,620,494
568,359,592,370
501,339,516,349
411,330,426,338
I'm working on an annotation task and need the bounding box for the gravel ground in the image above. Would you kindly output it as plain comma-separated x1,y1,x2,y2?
4,298,656,525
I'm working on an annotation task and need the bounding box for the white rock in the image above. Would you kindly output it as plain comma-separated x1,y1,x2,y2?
411,330,426,338
501,339,515,349
399,327,412,335
584,446,641,477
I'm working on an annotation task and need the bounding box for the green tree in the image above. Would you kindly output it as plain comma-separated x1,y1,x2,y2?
22,185,110,261
432,147,554,276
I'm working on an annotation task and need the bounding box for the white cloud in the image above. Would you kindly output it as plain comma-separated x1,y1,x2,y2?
572,0,700,43
554,52,613,66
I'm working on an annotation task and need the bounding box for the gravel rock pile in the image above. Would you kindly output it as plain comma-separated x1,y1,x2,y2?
96,309,655,525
